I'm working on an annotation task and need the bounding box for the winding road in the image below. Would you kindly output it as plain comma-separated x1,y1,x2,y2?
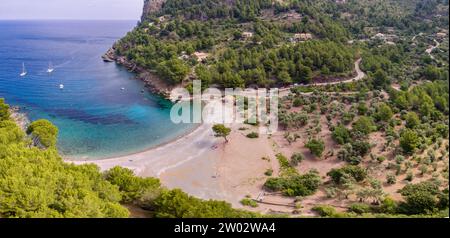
279,58,366,96
310,58,366,86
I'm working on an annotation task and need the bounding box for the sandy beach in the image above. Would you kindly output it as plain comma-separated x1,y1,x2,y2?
69,100,283,210
70,121,283,209
71,122,216,175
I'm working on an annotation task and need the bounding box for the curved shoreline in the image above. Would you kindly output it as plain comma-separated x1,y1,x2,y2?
68,121,218,177
64,122,201,161
71,59,366,170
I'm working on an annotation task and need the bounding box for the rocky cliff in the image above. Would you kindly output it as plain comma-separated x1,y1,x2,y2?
142,0,166,21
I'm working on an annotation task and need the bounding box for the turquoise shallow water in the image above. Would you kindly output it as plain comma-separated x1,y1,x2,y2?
0,20,196,159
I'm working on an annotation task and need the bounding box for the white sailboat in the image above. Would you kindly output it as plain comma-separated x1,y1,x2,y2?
20,63,27,77
47,62,54,73
59,84,64,90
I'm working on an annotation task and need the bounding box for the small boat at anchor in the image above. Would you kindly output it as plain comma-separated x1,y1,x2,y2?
47,62,54,73
20,63,27,77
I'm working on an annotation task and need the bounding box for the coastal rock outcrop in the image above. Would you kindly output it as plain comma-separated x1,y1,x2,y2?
103,49,172,99
102,47,116,62
142,0,166,21
101,0,176,99
10,107,30,131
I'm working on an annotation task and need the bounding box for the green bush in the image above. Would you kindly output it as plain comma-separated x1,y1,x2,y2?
352,116,376,135
0,98,10,121
264,171,321,197
337,140,372,165
398,182,448,215
212,124,231,142
349,203,372,214
293,98,302,107
0,120,25,145
374,103,393,122
405,171,414,182
305,138,325,158
357,103,368,115
312,205,338,217
379,197,398,214
290,153,305,166
351,140,372,157
153,189,260,218
327,165,367,184
377,156,387,163
404,112,420,129
240,198,259,208
332,125,351,145
399,129,420,154
246,132,259,139
264,169,273,176
386,174,397,185
264,177,285,191
104,166,161,203
26,119,58,148
156,58,190,84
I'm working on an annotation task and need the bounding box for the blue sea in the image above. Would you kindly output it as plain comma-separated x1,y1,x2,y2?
0,20,195,159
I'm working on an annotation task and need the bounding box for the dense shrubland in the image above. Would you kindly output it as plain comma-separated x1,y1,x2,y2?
264,154,321,197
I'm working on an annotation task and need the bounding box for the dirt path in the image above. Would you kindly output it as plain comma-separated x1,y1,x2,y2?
426,39,440,60
411,32,424,42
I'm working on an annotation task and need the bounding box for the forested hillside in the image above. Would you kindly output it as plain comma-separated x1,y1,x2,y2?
115,0,448,89
116,0,357,88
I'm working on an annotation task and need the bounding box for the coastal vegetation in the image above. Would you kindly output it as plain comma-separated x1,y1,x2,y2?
1,0,449,218
0,99,260,218
0,104,128,217
26,119,58,148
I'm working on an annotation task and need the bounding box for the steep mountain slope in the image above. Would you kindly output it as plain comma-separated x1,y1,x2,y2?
113,0,447,92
